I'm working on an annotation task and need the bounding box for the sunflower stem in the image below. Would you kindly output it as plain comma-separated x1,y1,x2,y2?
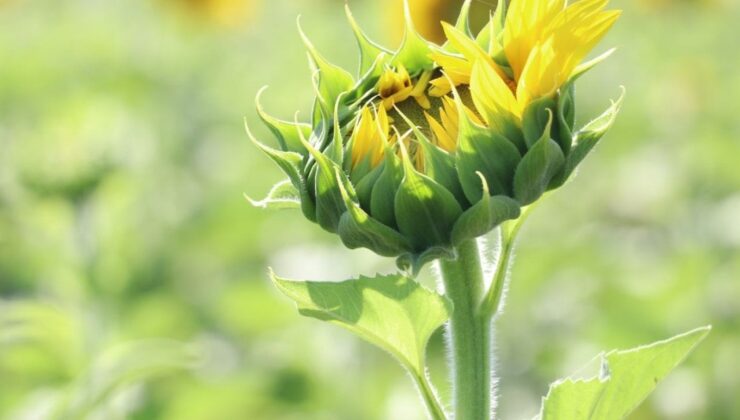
439,240,492,420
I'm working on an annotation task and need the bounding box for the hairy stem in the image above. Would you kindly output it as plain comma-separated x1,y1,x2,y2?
439,240,492,420
413,370,448,420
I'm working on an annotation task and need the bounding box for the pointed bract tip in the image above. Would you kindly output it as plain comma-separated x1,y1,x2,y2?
254,85,270,113
475,171,491,196
243,192,260,207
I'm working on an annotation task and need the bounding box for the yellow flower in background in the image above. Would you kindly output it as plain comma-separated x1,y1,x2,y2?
174,0,256,26
388,0,454,44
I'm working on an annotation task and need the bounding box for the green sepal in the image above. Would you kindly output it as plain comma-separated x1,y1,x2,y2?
475,14,494,54
246,179,301,210
569,48,616,84
246,120,316,221
451,173,521,246
298,18,355,120
394,144,463,251
347,53,390,105
397,246,456,277
498,115,528,155
455,91,522,201
522,96,557,149
490,1,512,75
394,106,468,207
354,163,384,210
453,0,473,36
550,89,624,188
335,168,413,257
325,92,348,165
420,137,469,208
391,0,435,73
492,0,507,43
513,113,565,205
270,271,452,375
298,127,354,233
370,149,404,229
347,153,375,184
554,83,576,155
444,0,473,53
540,326,710,420
345,4,391,76
255,88,312,155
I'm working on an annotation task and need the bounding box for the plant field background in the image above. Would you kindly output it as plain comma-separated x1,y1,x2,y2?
0,0,738,418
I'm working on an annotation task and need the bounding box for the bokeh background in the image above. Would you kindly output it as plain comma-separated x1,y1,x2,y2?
1,0,738,418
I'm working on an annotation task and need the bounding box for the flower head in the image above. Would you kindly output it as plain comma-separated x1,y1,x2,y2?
248,0,623,273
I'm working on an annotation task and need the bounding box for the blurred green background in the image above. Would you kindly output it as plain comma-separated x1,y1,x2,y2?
0,0,738,418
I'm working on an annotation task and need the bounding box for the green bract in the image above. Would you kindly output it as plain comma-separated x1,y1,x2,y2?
246,1,622,274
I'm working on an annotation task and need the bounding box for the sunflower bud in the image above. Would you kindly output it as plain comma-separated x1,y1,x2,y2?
247,0,623,273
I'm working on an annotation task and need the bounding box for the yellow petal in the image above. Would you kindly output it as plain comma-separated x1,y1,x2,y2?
441,22,509,82
470,60,521,124
425,111,456,152
504,0,566,78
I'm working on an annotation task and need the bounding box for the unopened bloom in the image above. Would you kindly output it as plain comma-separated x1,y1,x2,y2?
248,0,623,272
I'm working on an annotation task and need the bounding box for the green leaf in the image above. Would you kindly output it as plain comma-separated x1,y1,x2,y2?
391,0,435,73
513,114,565,205
246,179,301,210
551,89,624,188
395,144,463,251
270,272,452,374
540,326,711,420
60,340,197,418
451,174,521,246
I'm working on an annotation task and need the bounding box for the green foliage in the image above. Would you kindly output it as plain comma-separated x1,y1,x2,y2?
56,340,197,419
270,272,451,375
540,326,711,420
0,0,736,418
